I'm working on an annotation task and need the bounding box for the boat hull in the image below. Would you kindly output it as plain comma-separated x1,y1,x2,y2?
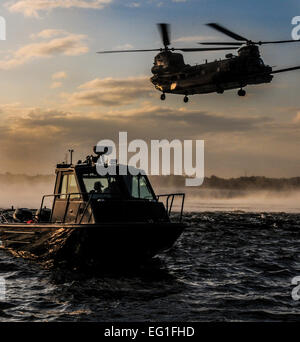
0,222,185,269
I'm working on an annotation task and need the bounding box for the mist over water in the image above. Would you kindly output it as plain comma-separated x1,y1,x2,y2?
0,180,54,209
156,188,300,213
186,191,300,213
0,178,300,213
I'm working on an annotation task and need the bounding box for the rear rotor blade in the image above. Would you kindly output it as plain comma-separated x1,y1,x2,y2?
207,23,248,42
255,39,300,45
97,49,162,54
271,66,300,74
158,23,171,47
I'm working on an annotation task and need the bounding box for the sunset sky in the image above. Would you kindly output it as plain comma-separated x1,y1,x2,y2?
0,0,300,177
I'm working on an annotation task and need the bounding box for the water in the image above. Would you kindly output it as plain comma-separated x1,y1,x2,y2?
1,211,300,322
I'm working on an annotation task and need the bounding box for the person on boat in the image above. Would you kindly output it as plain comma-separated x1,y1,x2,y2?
104,179,120,195
91,181,104,194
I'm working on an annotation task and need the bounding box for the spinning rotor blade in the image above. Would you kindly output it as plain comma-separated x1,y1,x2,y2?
271,66,300,74
207,23,248,42
204,23,300,46
97,49,162,54
158,23,171,48
97,22,240,55
97,46,237,54
200,39,300,46
199,42,243,46
178,47,237,52
254,39,300,45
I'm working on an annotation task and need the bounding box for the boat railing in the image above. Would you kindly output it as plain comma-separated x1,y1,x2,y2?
38,192,185,224
39,192,95,224
156,193,185,222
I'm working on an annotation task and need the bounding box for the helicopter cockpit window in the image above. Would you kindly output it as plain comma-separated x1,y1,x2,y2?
155,56,165,66
124,175,155,200
82,174,121,198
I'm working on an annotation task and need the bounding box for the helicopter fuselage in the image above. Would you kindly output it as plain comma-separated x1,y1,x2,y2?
98,22,300,101
150,45,273,96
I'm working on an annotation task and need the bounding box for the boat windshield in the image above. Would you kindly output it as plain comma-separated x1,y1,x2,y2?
82,174,121,198
124,175,155,200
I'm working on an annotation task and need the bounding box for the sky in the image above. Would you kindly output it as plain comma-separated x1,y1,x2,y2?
0,0,300,178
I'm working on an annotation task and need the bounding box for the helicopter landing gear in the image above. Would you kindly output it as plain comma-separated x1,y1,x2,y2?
238,88,246,97
160,93,166,101
183,95,189,103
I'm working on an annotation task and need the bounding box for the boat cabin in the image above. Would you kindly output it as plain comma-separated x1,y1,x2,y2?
39,160,181,224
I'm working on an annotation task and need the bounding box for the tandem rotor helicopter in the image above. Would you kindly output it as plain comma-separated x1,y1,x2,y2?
98,23,300,103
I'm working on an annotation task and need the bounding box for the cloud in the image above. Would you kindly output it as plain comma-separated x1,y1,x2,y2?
30,29,67,40
0,31,88,70
114,43,134,50
127,2,140,8
62,76,154,107
293,112,300,123
52,71,67,80
1,102,298,177
5,0,112,17
51,81,63,89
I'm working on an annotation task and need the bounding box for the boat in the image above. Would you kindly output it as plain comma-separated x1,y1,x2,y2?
0,148,185,269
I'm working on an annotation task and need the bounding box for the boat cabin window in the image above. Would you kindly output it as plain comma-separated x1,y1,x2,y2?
124,175,155,200
82,174,121,198
59,174,80,199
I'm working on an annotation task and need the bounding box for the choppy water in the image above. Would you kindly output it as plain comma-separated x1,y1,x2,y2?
1,211,300,322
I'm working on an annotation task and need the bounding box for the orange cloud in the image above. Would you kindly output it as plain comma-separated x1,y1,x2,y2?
61,76,154,107
0,31,88,70
293,112,300,123
5,0,112,17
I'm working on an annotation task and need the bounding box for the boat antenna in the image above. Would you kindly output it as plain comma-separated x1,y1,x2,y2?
68,149,74,165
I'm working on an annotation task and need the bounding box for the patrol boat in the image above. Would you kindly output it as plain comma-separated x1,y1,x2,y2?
0,149,185,269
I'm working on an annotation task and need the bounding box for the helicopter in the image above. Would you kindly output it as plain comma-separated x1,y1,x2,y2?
98,23,300,103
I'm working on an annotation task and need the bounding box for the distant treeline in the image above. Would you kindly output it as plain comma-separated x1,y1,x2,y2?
1,173,300,191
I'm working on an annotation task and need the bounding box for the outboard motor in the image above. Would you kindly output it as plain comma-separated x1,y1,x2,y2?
13,208,33,222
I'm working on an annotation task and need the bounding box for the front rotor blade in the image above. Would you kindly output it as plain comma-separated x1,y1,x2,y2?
97,49,162,54
207,23,248,42
158,23,171,47
255,39,300,45
199,42,243,46
271,66,300,74
177,47,237,52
